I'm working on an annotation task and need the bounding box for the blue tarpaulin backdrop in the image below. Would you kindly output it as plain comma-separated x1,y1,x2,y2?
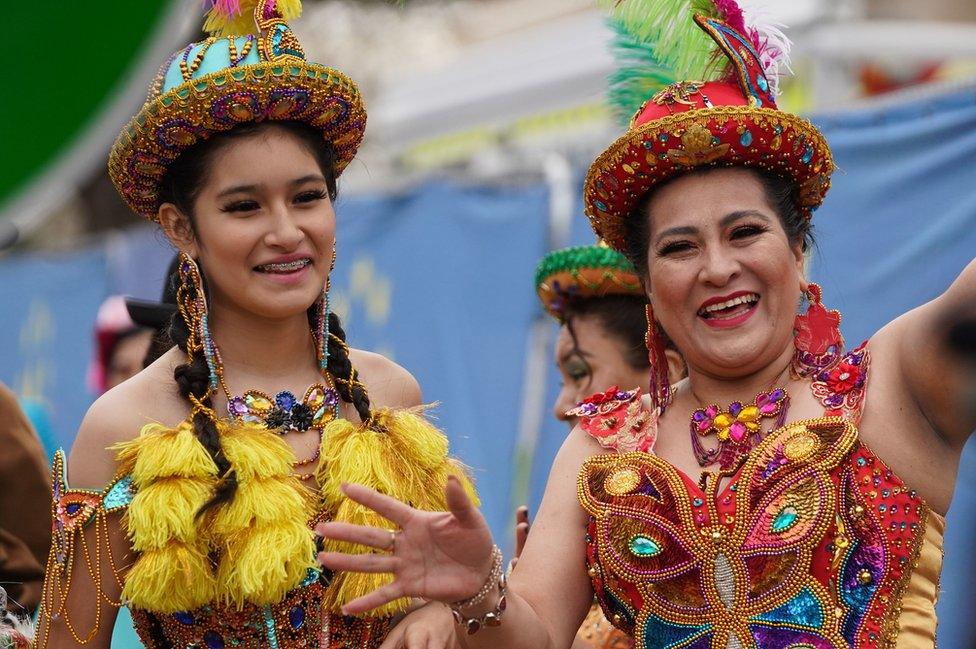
0,82,974,641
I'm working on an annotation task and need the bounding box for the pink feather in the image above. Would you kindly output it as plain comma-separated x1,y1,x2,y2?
711,0,747,37
714,0,793,95
208,0,242,17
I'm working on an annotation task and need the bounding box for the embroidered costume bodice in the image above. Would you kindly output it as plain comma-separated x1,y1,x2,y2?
576,345,944,649
40,385,471,649
47,452,387,648
43,382,389,648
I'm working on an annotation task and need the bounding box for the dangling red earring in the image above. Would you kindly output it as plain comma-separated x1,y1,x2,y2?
792,283,844,378
645,303,673,413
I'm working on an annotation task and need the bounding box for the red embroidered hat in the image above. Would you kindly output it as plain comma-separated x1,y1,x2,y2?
586,11,834,252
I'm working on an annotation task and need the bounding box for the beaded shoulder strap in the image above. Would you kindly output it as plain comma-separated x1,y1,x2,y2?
49,450,134,570
809,341,871,424
566,385,659,453
35,450,133,647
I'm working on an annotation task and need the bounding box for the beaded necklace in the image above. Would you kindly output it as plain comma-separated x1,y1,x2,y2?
689,386,790,470
222,380,340,481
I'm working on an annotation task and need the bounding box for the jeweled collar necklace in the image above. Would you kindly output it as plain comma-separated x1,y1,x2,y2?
226,383,339,433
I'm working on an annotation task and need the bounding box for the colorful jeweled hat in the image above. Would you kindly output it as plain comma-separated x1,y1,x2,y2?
109,0,367,220
535,242,644,320
586,1,834,252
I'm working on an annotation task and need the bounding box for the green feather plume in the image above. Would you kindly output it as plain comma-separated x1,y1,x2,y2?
597,0,723,83
606,19,675,126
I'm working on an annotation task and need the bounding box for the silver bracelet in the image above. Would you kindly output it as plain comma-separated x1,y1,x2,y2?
450,546,508,634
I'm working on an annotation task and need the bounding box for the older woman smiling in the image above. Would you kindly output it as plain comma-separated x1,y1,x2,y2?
317,4,974,649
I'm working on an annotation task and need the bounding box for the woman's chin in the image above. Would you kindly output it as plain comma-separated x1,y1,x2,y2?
689,339,774,376
241,291,320,320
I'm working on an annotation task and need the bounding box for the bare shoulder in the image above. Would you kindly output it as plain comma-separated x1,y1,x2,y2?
68,347,189,489
348,348,422,410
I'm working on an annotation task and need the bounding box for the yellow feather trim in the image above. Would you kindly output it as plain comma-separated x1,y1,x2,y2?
417,459,479,511
218,420,296,480
125,478,214,551
317,408,479,617
118,417,316,613
214,522,316,608
115,422,219,483
123,543,217,613
203,0,303,37
210,476,312,533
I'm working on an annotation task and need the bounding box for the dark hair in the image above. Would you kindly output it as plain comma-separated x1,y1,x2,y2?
562,295,651,370
158,120,369,516
623,167,814,279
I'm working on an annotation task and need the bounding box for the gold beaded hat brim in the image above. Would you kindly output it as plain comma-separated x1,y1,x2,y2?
109,2,366,221
585,15,834,252
535,244,644,321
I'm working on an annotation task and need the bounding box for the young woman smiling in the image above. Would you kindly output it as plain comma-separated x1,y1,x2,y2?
35,2,472,648
316,5,975,648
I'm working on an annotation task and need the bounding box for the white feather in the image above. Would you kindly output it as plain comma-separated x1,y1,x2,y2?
738,0,794,95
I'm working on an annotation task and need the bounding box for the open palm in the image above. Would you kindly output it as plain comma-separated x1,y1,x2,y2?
316,475,496,615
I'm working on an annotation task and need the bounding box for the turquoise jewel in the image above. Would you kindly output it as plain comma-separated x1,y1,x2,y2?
757,75,769,92
693,498,703,507
739,129,753,147
801,145,814,164
628,535,661,557
771,505,799,533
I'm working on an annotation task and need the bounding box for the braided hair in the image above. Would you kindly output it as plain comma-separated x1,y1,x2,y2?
158,120,369,514
322,312,371,423
169,263,238,516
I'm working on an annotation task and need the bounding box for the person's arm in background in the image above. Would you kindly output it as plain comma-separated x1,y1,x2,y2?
0,382,52,614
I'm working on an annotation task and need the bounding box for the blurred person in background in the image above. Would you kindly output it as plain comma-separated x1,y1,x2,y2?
531,242,686,649
0,382,51,619
88,296,154,395
35,1,474,648
124,254,180,369
316,3,976,648
537,243,685,428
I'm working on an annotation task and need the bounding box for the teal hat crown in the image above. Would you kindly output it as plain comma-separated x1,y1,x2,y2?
109,0,367,220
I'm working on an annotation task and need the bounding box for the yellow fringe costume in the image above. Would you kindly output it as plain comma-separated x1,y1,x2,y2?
37,408,476,648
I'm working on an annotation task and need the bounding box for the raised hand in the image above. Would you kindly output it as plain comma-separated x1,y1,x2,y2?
315,475,495,615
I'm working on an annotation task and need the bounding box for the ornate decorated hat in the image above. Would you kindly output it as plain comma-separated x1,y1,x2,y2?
586,1,834,252
535,243,645,320
109,0,367,220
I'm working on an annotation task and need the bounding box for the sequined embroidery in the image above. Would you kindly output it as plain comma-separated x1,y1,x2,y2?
568,386,659,453
576,343,929,649
811,343,870,422
50,450,133,570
